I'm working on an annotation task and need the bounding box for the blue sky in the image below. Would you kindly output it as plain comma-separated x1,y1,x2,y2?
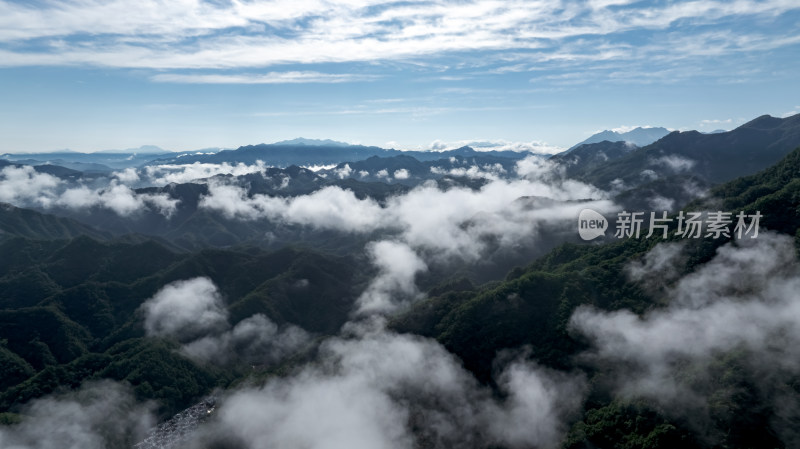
0,0,798,153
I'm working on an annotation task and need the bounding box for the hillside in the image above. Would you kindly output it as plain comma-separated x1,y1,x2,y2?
0,203,109,242
0,237,365,418
574,113,800,189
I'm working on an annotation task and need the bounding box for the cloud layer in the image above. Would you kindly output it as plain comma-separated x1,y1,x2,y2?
0,380,154,449
1,0,797,76
570,233,800,443
0,165,178,217
199,156,616,262
188,323,586,449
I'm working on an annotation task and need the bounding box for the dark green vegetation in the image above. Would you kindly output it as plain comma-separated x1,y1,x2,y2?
0,203,110,241
0,235,364,418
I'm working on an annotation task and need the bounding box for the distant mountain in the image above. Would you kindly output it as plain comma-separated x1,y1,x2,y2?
0,151,167,170
149,143,396,167
94,145,169,154
0,160,97,181
433,145,536,160
568,126,670,151
574,113,800,189
273,138,351,147
147,143,533,168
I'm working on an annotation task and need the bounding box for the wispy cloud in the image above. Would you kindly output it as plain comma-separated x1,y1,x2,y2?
421,139,564,154
0,0,796,73
151,71,380,84
699,117,747,129
781,107,800,118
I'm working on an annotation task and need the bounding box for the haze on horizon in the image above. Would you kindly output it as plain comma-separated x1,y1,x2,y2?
0,0,798,154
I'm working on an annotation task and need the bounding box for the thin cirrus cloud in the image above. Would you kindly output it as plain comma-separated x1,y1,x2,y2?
151,71,381,84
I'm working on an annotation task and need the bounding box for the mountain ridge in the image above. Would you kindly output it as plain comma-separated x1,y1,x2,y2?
567,126,671,151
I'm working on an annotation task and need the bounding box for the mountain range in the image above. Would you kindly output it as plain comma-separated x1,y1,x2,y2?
566,126,671,151
2,112,800,448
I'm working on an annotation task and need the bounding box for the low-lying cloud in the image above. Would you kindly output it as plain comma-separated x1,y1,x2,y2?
570,233,800,444
142,161,268,186
182,313,311,366
429,162,507,180
199,183,386,232
142,277,311,367
652,154,696,172
187,323,586,449
57,183,179,217
426,139,564,155
0,380,154,449
0,165,61,207
199,155,616,262
356,240,427,315
141,277,229,341
0,165,178,217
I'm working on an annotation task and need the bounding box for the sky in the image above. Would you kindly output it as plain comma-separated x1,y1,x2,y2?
0,0,798,154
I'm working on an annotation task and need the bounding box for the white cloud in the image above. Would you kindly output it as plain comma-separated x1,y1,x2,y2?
141,277,229,341
570,234,800,442
0,380,154,449
625,241,687,293
1,0,795,72
639,169,658,181
392,168,409,180
200,183,387,231
189,325,586,449
700,118,733,126
423,139,564,155
515,155,564,180
609,125,655,133
182,314,311,366
112,167,140,184
334,163,353,179
151,71,379,84
430,163,507,181
781,107,799,118
303,164,337,172
647,194,676,212
144,161,267,186
0,165,178,217
199,157,614,262
57,182,179,217
0,165,61,207
356,240,427,315
652,154,696,172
